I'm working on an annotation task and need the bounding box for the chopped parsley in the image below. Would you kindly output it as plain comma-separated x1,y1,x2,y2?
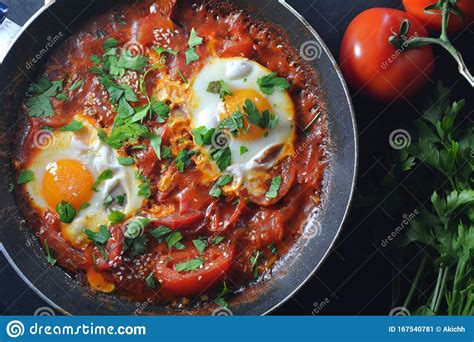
145,272,156,289
257,72,291,95
85,225,111,245
209,175,234,198
150,225,173,241
26,79,63,118
175,258,203,272
124,218,151,239
207,80,233,100
212,236,225,245
150,134,162,160
266,176,282,199
79,202,90,211
250,250,262,278
175,149,196,172
218,110,244,137
210,146,232,171
118,157,134,166
243,99,279,130
103,195,114,206
214,281,230,307
193,238,208,255
152,46,178,57
240,146,249,155
268,242,278,255
185,28,203,64
108,210,126,224
44,240,57,266
127,235,149,257
166,231,183,249
192,126,216,146
69,79,83,92
92,169,113,192
116,194,126,206
17,169,35,185
59,120,83,132
56,201,76,223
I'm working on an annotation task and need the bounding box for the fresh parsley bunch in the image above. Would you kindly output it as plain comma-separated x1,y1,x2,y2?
390,84,473,315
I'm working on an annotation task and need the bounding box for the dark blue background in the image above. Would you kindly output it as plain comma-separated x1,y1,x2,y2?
1,0,472,315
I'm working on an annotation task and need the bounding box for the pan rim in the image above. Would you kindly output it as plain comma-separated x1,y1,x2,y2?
0,0,358,316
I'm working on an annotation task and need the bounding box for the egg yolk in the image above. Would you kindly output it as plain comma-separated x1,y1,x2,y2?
222,89,272,141
42,160,94,210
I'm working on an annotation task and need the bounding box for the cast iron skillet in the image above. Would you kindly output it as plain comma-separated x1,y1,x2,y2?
0,0,357,315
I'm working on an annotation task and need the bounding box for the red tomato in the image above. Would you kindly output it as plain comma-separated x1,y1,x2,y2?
339,8,435,102
154,242,234,297
403,0,474,33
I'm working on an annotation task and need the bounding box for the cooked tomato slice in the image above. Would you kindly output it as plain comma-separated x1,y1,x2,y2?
95,225,124,271
153,211,205,230
219,38,255,58
154,242,234,297
208,195,247,233
247,156,296,206
40,211,90,271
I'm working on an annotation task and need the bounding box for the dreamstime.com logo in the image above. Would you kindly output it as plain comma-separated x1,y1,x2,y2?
6,320,24,338
5,320,147,338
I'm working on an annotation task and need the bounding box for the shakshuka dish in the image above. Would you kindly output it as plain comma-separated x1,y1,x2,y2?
14,0,327,309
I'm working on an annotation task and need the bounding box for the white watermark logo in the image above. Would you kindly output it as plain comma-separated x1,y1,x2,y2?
300,41,323,61
389,129,411,150
6,320,25,338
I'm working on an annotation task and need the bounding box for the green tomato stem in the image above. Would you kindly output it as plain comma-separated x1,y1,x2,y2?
393,0,474,87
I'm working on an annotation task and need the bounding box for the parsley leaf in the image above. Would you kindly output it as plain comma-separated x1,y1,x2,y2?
166,231,183,249
185,28,203,64
108,210,126,224
210,147,232,171
152,46,178,57
93,169,113,192
266,176,282,199
17,169,35,185
192,126,216,146
243,99,279,130
193,238,208,255
70,79,83,92
218,110,244,137
240,146,249,155
125,218,151,239
250,250,262,278
56,201,76,223
145,272,156,289
175,149,196,172
26,79,63,118
150,226,173,241
118,157,134,166
175,258,203,272
210,175,234,198
212,236,225,245
44,240,57,266
85,225,111,244
59,120,83,132
257,72,291,95
151,100,170,123
150,134,162,160
207,80,233,100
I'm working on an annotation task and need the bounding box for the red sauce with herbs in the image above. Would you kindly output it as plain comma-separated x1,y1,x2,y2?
15,0,327,307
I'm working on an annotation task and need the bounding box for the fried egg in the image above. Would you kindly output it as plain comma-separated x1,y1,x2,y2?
25,116,144,247
189,57,295,193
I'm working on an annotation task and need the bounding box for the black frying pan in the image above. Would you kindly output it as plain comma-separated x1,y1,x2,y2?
0,0,357,315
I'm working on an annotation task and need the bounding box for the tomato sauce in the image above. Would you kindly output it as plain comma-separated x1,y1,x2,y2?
15,0,327,308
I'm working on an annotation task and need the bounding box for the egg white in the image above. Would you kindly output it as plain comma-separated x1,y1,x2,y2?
189,57,295,190
25,117,144,247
